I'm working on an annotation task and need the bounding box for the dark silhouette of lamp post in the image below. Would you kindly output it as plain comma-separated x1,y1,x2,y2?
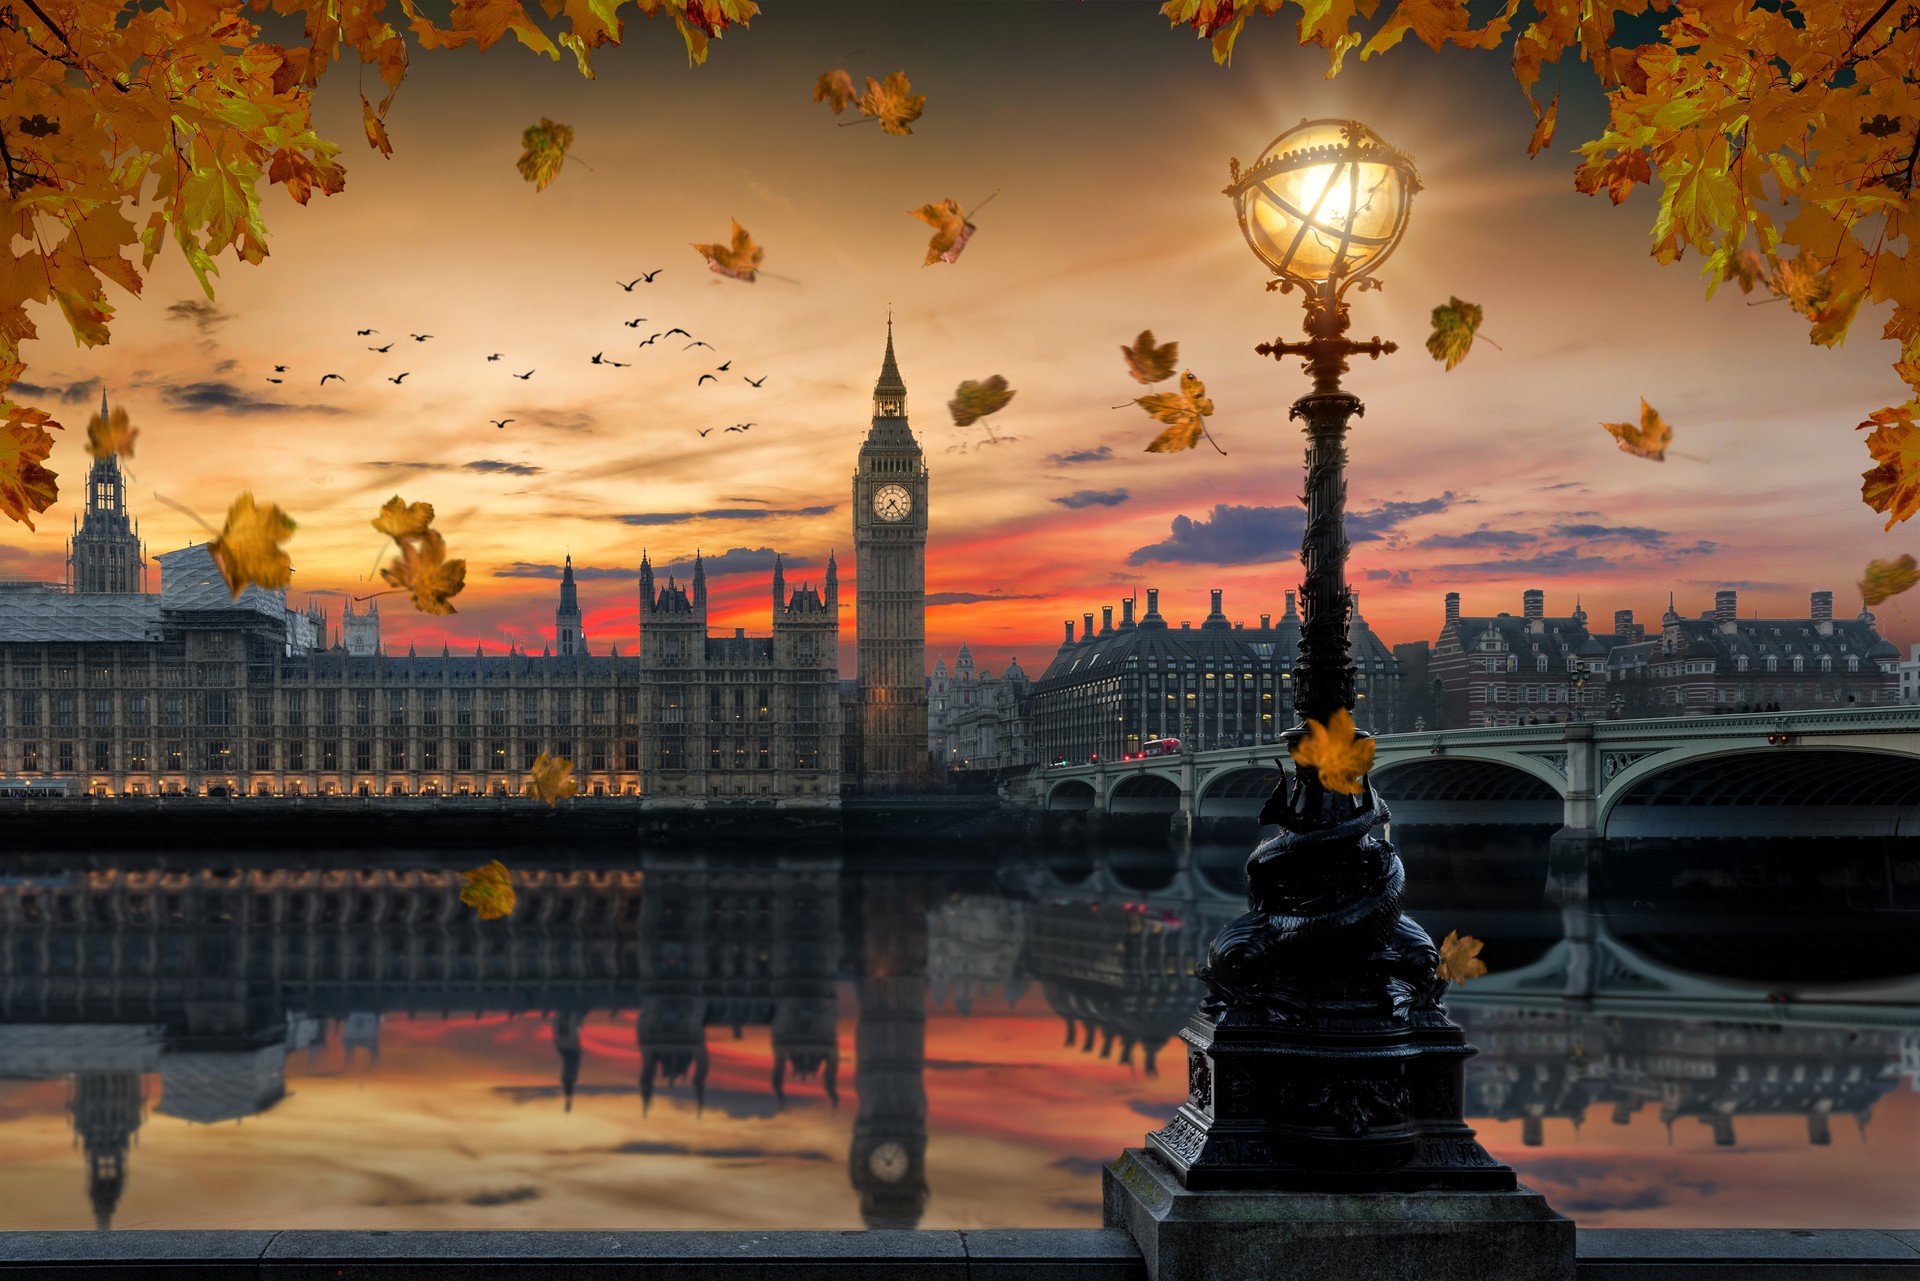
1569,660,1592,723
1132,118,1519,1195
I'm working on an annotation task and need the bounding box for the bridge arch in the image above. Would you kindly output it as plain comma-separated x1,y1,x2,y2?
1045,778,1098,811
1108,772,1181,814
1369,754,1565,827
1599,746,1920,837
1195,765,1283,820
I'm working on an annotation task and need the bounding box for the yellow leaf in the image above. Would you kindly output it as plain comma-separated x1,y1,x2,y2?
812,68,858,114
516,117,574,191
460,859,516,920
1600,398,1673,462
949,375,1015,428
1425,296,1484,370
0,413,59,531
1859,554,1918,607
379,527,467,613
858,70,925,135
372,494,435,542
1361,0,1470,59
84,404,136,461
1138,369,1217,453
1860,403,1920,529
1527,92,1558,159
361,94,393,158
1288,707,1375,795
691,218,763,282
209,493,297,598
1436,930,1488,983
529,751,578,806
1122,329,1179,384
911,198,976,266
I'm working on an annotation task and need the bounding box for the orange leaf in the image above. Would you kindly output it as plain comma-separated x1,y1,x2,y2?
361,94,393,158
84,404,136,461
911,198,975,266
379,527,467,613
812,68,858,114
1600,398,1673,461
858,70,925,135
1138,369,1216,453
1436,930,1488,983
1859,554,1918,607
0,414,59,531
209,493,297,598
1288,707,1375,795
1860,404,1920,529
1526,92,1558,159
1122,329,1179,384
528,751,578,806
372,494,436,542
459,859,517,920
691,218,763,282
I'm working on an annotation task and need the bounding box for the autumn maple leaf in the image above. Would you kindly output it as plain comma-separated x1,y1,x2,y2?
1435,931,1488,984
692,218,763,282
459,859,516,921
949,376,1016,429
858,71,926,135
209,493,297,599
0,413,59,531
1122,329,1179,385
1137,369,1224,455
84,404,137,462
911,198,977,267
1860,554,1919,607
1861,403,1920,529
1288,707,1375,796
1527,93,1558,159
372,495,436,542
528,751,579,807
1601,398,1673,462
1426,297,1498,371
380,528,467,614
361,95,394,159
812,68,858,114
517,117,578,191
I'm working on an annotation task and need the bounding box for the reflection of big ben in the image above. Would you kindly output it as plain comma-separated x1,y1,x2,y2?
849,874,930,1228
853,316,929,791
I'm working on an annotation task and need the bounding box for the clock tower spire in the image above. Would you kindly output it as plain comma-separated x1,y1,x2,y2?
852,315,929,791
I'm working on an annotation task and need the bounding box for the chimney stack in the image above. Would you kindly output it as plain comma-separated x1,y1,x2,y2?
1145,588,1161,620
1064,620,1075,645
1210,589,1223,614
1715,589,1737,623
1284,591,1297,618
1614,608,1633,636
1260,612,1271,630
1811,590,1833,623
1121,597,1136,628
1522,588,1545,621
1101,605,1114,634
1445,592,1461,624
1083,612,1095,642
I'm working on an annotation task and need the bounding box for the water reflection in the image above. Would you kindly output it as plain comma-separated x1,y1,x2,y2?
0,851,1914,1231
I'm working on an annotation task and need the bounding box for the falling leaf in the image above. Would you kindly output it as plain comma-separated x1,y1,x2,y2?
1288,707,1375,795
1138,369,1218,453
1601,398,1673,461
1724,246,1769,294
0,413,59,531
380,528,467,614
1771,257,1833,318
1859,554,1919,607
516,117,574,191
460,859,516,921
1861,402,1920,528
692,218,763,282
1122,330,1179,385
858,70,925,135
372,494,436,542
911,198,976,266
1526,92,1558,158
1426,297,1486,371
84,404,136,461
209,493,297,598
1436,931,1488,984
949,375,1016,428
361,95,393,159
529,751,579,806
812,68,858,114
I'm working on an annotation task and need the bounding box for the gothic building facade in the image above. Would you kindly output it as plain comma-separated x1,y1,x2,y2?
927,644,1033,775
64,392,147,595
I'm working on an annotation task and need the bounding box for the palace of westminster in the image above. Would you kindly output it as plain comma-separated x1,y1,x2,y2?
2,327,1912,799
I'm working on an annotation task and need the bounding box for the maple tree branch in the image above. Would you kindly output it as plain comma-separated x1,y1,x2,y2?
1799,0,1917,88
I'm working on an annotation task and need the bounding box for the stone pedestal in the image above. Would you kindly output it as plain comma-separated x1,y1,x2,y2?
1104,1148,1574,1281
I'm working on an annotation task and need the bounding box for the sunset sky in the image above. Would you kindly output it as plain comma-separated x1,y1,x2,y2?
5,0,1915,675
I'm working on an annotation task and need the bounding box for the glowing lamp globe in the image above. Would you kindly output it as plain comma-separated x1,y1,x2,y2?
1227,118,1421,291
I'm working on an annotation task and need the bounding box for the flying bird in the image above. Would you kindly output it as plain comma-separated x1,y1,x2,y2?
685,341,714,351
641,268,664,282
616,275,657,291
591,352,606,364
637,334,662,348
697,427,715,437
743,375,767,388
732,422,755,431
356,328,377,335
490,418,515,430
623,318,648,327
273,364,289,372
663,327,691,338
410,333,434,342
715,360,732,372
724,424,748,432
513,370,535,380
388,373,410,384
697,373,719,386
320,373,344,385
486,353,502,361
369,342,393,352
267,378,283,384
603,357,630,367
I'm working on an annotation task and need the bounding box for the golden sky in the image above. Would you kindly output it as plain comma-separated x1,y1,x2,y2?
0,1004,1913,1231
5,1,1915,674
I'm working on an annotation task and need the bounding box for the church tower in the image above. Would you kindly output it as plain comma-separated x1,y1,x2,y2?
852,317,929,790
849,874,930,1228
66,388,148,594
556,554,584,656
342,598,380,657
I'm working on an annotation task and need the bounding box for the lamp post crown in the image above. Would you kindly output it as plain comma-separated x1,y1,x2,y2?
1226,118,1420,295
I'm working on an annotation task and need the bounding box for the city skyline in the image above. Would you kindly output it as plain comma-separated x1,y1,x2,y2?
1,2,1914,676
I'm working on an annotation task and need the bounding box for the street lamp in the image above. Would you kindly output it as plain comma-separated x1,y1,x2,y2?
1568,660,1592,723
1135,120,1517,1197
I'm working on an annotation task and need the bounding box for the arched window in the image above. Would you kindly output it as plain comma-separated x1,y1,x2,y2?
1846,655,1860,672
1792,655,1805,673
1819,655,1832,672
1765,656,1778,672
1736,655,1749,672
1535,654,1549,672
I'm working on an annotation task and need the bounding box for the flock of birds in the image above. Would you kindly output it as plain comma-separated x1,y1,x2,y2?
273,271,766,438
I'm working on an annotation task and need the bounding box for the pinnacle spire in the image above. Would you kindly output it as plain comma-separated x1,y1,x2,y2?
874,313,905,398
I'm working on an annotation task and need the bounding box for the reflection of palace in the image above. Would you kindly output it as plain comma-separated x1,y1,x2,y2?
4,861,1917,1229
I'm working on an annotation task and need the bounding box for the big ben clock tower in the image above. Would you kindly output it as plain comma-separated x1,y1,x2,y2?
853,316,929,791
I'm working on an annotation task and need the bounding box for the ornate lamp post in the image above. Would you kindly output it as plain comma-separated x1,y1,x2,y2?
1568,660,1592,723
1117,119,1543,1216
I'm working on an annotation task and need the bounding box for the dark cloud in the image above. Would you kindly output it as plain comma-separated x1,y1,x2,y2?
364,461,443,472
1519,1156,1717,1216
1548,522,1670,542
160,381,345,416
1535,481,1587,492
605,1142,831,1162
927,591,1049,606
10,378,100,405
924,1058,1050,1071
1129,494,1455,566
464,460,543,476
212,358,239,374
1664,539,1719,558
1419,528,1538,550
1047,446,1115,465
509,407,597,432
1127,1099,1179,1122
495,561,635,582
1364,568,1412,585
165,299,232,332
464,1187,540,1207
608,505,836,525
1683,578,1794,591
1053,488,1130,509
1050,1156,1108,1177
718,496,772,504
1433,549,1625,577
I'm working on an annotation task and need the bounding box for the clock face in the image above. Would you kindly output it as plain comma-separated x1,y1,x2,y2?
872,483,912,523
867,1141,910,1183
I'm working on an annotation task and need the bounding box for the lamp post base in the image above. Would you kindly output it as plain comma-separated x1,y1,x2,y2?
1104,1148,1574,1281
